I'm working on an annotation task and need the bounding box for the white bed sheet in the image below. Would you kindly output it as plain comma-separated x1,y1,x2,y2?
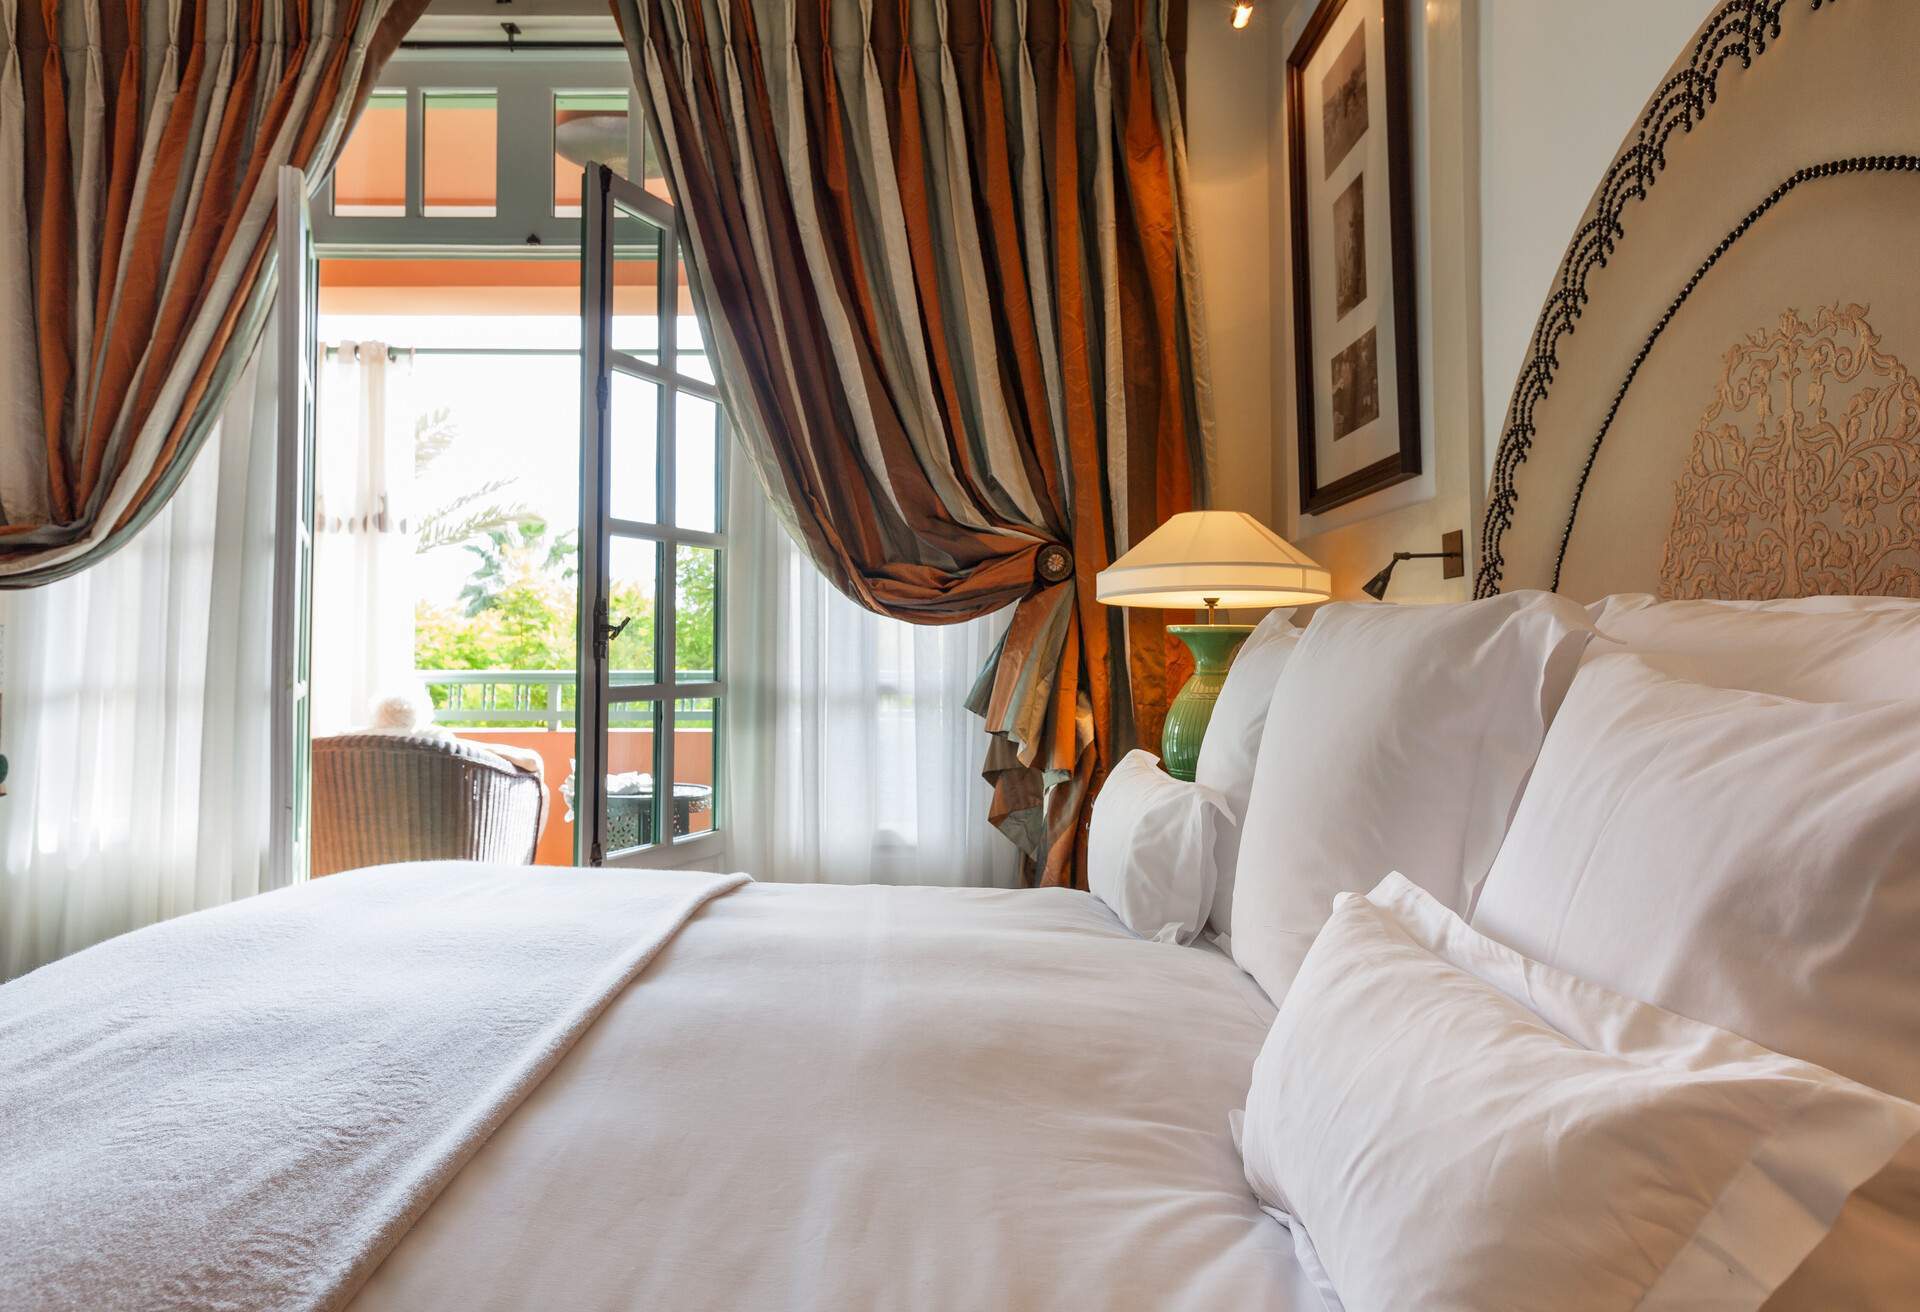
351,882,1321,1311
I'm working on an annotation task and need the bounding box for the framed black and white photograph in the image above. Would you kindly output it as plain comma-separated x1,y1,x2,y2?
1287,0,1420,514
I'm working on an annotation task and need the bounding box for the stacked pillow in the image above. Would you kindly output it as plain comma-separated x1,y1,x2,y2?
1472,650,1920,1105
1478,594,1920,1102
1585,591,1920,697
1240,874,1920,1312
1192,611,1303,935
1086,610,1302,943
1226,591,1920,1310
1085,750,1231,943
1226,590,1594,1000
1470,597,1920,1309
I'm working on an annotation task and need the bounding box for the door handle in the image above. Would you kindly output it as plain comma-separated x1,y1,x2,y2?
597,614,632,659
592,601,633,659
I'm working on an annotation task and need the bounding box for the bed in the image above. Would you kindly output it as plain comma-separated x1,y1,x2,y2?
351,880,1307,1311
7,1,1920,1309
1,863,1317,1311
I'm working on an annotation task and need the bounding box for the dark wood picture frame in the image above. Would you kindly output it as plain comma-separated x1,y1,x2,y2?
1287,0,1421,515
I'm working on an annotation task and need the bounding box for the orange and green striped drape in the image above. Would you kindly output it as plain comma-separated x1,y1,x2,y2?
0,0,428,585
611,0,1215,885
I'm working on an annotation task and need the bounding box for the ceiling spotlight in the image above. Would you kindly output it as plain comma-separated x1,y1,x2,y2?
1231,2,1254,29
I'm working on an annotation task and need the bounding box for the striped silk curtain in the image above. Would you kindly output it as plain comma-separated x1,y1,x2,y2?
0,0,428,586
613,0,1214,885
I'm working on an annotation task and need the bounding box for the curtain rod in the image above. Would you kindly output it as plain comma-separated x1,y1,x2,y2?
322,344,589,359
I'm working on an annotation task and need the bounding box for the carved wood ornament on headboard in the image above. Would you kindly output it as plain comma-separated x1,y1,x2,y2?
1476,0,1920,602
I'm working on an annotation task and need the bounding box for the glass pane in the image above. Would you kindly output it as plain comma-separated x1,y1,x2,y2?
554,91,630,218
674,260,714,383
608,536,659,685
610,200,663,359
333,90,405,216
675,544,718,681
610,371,659,524
604,699,660,853
423,90,497,217
674,393,719,532
672,698,717,839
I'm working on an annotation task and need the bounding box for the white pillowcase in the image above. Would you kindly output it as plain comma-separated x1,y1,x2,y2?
1472,652,1920,1104
1087,750,1231,943
1228,591,1593,1000
1587,592,1920,698
1192,610,1300,935
1241,874,1920,1312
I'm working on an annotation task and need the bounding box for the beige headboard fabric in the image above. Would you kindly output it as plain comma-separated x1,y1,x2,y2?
1478,0,1920,602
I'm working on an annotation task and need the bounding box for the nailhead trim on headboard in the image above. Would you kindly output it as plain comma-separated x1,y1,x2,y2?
1475,0,1834,598
1546,155,1920,593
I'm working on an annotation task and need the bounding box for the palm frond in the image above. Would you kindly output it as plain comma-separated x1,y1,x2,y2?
415,481,538,555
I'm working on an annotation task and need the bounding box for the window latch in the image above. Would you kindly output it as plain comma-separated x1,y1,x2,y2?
594,602,632,659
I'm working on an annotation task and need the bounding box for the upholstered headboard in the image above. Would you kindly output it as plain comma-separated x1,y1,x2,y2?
1477,0,1920,602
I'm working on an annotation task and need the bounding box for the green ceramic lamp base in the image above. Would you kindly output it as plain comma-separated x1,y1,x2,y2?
1160,623,1254,781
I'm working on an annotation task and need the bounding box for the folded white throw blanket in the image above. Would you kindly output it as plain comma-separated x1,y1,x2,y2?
0,861,748,1311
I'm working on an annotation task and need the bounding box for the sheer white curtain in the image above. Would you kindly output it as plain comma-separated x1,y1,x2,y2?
726,454,1020,887
311,342,415,734
0,335,278,980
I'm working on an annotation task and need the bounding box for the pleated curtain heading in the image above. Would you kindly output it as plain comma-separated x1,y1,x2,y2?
613,0,1215,885
0,0,429,585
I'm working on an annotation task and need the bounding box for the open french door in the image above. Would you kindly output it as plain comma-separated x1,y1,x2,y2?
577,163,727,868
269,166,319,888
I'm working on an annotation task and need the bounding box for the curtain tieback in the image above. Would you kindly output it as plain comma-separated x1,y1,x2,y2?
1035,544,1074,584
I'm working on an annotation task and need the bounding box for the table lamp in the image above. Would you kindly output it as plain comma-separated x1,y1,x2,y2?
1095,511,1330,781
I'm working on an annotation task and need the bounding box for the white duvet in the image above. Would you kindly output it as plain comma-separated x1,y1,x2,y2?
0,863,748,1311
351,879,1312,1311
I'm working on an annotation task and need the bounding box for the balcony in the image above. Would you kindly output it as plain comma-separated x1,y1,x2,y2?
421,669,715,865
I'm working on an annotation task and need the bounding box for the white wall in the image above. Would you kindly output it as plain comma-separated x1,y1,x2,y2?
1187,0,1727,596
1187,5,1279,524
1262,0,1481,600
1477,0,1718,470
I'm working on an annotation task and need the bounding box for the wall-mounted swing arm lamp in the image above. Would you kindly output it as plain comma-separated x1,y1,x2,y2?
1360,530,1466,600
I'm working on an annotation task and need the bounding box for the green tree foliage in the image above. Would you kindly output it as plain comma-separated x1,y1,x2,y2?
673,547,716,676
458,522,577,617
409,408,718,683
415,524,717,679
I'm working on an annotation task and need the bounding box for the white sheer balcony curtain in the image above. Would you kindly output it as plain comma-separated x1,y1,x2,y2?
726,455,1020,888
311,342,416,735
0,334,278,981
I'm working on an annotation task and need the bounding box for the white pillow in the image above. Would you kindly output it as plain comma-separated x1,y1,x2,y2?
1587,592,1920,698
1241,874,1920,1312
1087,750,1231,943
1472,653,1920,1104
1228,591,1593,1000
1192,610,1300,935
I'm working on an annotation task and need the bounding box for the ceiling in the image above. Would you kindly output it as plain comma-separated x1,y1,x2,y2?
407,0,620,46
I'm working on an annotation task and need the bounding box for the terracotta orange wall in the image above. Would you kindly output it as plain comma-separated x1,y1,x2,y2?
334,101,405,209
329,101,502,210
454,729,714,866
318,258,694,318
423,106,497,209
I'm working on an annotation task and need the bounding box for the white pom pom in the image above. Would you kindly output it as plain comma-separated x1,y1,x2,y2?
367,684,436,734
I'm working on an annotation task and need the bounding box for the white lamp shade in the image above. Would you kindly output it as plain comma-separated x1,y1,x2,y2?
1095,510,1330,609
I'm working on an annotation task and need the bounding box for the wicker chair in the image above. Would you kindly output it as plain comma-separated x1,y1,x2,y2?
310,733,547,877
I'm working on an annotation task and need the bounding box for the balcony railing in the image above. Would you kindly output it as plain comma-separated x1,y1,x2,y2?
420,670,717,732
